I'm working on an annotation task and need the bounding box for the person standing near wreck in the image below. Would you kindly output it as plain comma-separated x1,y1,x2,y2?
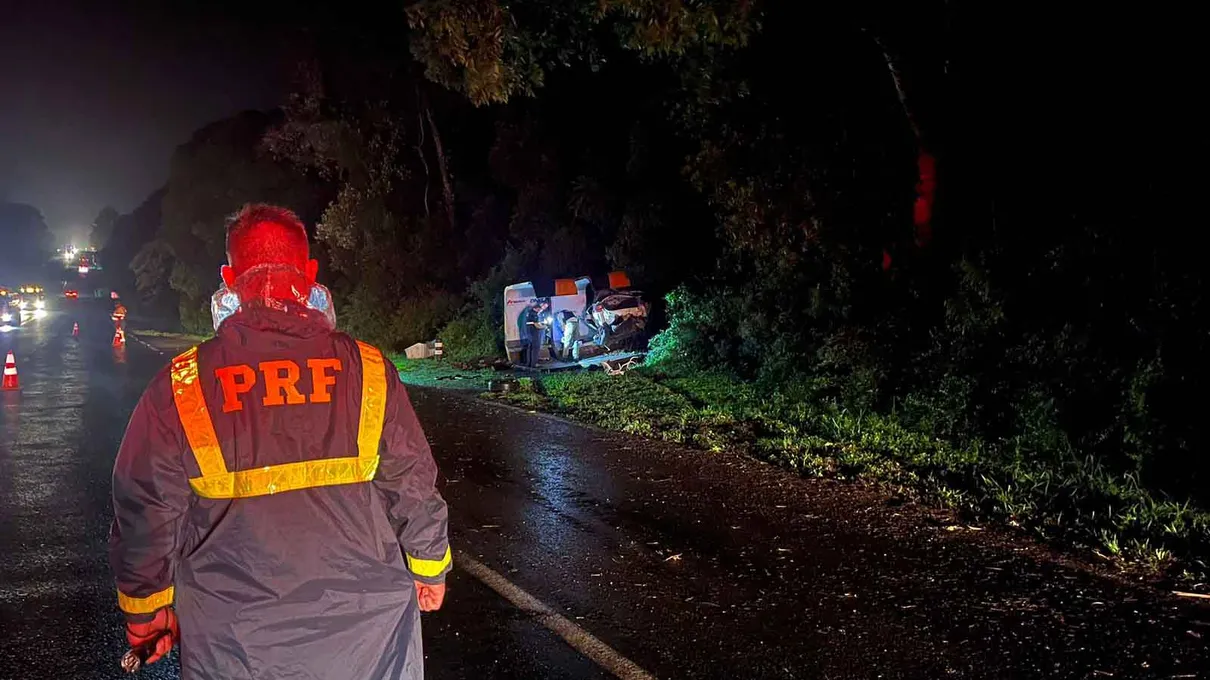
109,203,451,679
518,298,550,367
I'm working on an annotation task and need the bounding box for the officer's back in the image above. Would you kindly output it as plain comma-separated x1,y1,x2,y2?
110,204,450,680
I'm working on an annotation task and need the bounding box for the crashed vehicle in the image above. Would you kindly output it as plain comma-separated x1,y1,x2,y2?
503,272,651,365
581,289,650,353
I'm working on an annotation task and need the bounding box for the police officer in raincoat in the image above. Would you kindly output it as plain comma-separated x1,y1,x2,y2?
109,204,451,679
517,298,549,367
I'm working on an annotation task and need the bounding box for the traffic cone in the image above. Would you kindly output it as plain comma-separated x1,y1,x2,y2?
72,322,79,337
2,351,18,390
113,327,125,346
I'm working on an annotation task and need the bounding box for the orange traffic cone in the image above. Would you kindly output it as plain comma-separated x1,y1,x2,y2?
72,322,79,337
113,327,126,346
2,351,18,390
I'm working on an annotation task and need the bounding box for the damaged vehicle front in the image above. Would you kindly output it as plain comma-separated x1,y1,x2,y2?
583,289,650,352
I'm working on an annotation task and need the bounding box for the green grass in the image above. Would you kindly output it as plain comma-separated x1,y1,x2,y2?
389,356,502,391
484,366,1210,578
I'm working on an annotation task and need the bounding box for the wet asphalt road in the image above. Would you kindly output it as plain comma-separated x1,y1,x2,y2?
2,303,1208,679
424,399,1210,679
0,304,606,680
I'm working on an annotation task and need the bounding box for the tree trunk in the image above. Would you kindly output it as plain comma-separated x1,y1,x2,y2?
415,102,431,218
867,29,935,248
422,93,456,230
870,32,921,142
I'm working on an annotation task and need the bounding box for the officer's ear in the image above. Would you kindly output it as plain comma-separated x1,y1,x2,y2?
221,265,237,288
305,259,319,284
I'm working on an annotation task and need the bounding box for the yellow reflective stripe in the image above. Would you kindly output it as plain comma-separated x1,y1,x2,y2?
188,455,380,499
407,546,452,578
117,586,174,615
170,347,229,477
356,341,387,461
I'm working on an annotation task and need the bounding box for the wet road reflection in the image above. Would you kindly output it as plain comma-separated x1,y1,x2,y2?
0,307,614,679
3,305,1208,679
419,390,1210,679
0,306,170,679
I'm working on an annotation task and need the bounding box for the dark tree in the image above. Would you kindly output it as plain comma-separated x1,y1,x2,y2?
0,202,54,280
89,206,121,250
149,110,327,332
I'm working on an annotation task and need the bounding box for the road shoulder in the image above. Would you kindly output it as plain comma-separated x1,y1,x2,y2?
415,385,1210,678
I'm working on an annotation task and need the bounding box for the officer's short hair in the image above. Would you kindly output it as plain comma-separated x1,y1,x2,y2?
226,204,309,276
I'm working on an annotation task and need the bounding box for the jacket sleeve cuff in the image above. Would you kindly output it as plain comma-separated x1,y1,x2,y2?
117,585,175,618
407,546,451,584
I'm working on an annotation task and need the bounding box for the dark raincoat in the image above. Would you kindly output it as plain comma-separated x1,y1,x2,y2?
109,303,450,679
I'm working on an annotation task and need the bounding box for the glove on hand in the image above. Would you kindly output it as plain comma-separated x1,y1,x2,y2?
126,607,179,666
415,581,446,612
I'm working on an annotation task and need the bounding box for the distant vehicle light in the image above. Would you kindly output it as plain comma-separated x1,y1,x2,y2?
1,313,10,323
79,265,89,274
34,300,46,310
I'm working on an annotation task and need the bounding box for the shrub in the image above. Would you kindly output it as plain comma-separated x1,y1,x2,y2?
340,286,461,352
646,286,746,373
430,245,531,362
439,307,501,362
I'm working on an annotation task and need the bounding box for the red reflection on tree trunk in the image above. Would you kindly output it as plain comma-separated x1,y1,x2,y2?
913,150,936,246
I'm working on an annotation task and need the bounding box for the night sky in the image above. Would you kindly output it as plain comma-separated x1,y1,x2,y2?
0,1,294,243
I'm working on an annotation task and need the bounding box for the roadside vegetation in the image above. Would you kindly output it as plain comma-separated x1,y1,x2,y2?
391,356,498,392
481,362,1210,580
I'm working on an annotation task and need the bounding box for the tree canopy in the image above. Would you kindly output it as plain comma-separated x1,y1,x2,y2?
0,202,54,280
113,1,1208,507
138,110,327,332
89,206,120,250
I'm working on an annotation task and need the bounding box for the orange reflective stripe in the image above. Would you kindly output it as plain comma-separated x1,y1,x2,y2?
356,341,387,461
173,342,389,499
171,347,229,478
117,586,174,615
188,455,380,499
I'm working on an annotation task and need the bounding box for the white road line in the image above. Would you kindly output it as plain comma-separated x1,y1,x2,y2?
129,335,165,354
455,550,658,680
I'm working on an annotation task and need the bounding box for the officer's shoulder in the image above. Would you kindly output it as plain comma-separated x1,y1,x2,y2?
182,335,224,365
140,361,179,415
335,334,400,390
333,332,388,358
154,337,220,386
